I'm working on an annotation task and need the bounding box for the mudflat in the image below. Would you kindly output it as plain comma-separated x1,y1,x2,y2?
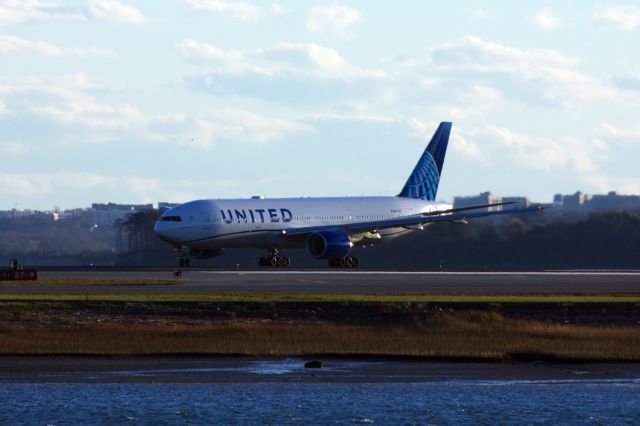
1,356,639,384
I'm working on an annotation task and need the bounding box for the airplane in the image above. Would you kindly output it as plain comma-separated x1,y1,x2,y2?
154,122,543,267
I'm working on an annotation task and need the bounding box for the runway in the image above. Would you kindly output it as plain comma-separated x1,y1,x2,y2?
1,269,640,294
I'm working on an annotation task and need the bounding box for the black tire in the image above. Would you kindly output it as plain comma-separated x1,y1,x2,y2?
283,257,291,267
270,256,278,267
277,256,285,267
352,257,360,268
339,257,347,268
345,256,354,268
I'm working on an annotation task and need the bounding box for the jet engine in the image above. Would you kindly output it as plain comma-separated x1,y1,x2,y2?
306,231,352,259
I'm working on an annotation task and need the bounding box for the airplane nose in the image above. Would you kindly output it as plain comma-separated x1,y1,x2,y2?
154,220,170,242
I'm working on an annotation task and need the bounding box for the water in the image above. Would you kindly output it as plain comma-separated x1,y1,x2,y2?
1,360,639,425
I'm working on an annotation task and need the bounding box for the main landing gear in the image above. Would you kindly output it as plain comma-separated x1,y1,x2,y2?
179,255,190,268
328,255,360,268
259,249,291,268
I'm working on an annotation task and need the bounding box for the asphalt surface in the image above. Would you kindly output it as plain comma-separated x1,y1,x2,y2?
1,269,640,294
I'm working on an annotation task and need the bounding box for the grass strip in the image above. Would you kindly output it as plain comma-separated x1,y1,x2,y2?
0,293,639,303
0,312,639,359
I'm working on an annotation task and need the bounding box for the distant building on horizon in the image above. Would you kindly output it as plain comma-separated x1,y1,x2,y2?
0,209,59,220
453,192,532,213
554,191,640,213
91,203,153,227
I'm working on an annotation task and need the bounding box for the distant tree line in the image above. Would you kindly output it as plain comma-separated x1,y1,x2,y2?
363,211,640,269
1,208,640,269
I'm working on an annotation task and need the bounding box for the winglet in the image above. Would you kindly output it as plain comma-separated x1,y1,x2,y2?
398,121,452,200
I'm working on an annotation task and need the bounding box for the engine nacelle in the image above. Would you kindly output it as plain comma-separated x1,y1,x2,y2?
306,231,353,259
189,248,225,259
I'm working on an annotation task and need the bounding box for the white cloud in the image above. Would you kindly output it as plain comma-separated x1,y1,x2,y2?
306,5,361,37
1,73,146,131
581,174,640,195
33,103,144,129
0,34,112,56
529,8,563,29
450,130,483,160
306,112,395,124
599,122,640,141
183,0,262,21
473,9,488,19
181,40,388,103
614,67,640,91
484,126,603,173
0,99,6,114
148,109,312,149
0,0,144,26
1,71,313,151
0,141,26,155
428,36,622,109
0,172,116,197
0,0,84,26
431,36,579,80
441,85,504,120
0,171,247,205
88,0,144,24
271,3,287,16
593,4,640,30
181,39,386,80
123,176,246,204
260,42,385,78
180,39,256,74
407,118,483,160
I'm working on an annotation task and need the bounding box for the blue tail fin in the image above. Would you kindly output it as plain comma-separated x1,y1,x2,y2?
398,121,451,201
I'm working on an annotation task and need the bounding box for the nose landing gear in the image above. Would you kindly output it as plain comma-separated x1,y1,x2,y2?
259,249,291,268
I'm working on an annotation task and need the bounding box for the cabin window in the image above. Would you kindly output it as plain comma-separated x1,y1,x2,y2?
160,216,182,222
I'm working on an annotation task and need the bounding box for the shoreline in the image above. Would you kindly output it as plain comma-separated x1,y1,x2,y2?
1,355,640,384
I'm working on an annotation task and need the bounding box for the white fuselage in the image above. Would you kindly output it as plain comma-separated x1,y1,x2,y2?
154,196,451,250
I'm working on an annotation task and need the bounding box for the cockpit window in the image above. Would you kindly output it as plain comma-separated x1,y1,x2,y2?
160,215,182,222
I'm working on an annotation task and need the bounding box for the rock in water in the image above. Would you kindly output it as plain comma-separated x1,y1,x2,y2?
304,360,323,369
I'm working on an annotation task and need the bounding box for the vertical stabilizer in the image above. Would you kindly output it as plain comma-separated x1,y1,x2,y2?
398,121,452,200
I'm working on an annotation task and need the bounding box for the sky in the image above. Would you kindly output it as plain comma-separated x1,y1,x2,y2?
1,1,640,210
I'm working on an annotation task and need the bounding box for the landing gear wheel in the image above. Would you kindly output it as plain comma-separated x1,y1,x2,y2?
328,255,359,268
259,249,291,268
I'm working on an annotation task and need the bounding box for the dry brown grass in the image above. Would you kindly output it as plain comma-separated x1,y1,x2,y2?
1,311,638,360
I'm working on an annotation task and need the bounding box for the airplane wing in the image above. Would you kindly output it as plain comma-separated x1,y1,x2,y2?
283,203,544,238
